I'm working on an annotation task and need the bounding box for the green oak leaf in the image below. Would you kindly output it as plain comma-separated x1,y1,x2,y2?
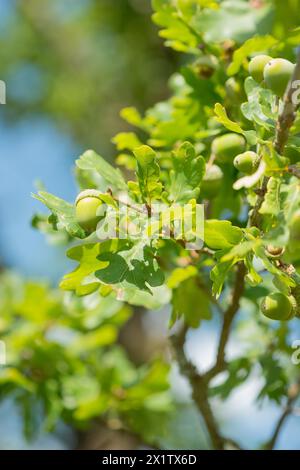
259,177,281,216
214,103,257,145
171,277,211,328
76,150,127,191
204,220,243,250
132,145,163,205
227,35,277,76
60,240,132,295
112,132,142,151
33,191,86,239
210,258,237,298
169,142,205,203
193,0,273,44
152,0,199,53
242,77,276,131
96,243,164,293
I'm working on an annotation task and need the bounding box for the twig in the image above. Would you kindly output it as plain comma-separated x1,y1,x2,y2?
171,323,244,450
204,262,246,381
170,324,225,450
265,380,300,450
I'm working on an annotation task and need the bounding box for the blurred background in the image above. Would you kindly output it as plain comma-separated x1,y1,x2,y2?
0,0,299,450
0,0,177,281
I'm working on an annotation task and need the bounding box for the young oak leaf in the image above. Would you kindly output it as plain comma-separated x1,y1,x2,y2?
95,243,164,294
152,0,200,53
112,132,142,151
33,191,86,239
242,77,276,131
210,258,237,298
227,35,277,76
204,220,243,250
76,150,127,191
169,142,205,203
60,240,132,296
214,103,257,145
220,240,258,262
171,277,211,328
130,145,162,205
259,177,281,216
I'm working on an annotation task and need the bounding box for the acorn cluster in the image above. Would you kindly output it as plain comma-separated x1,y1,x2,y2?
248,55,295,97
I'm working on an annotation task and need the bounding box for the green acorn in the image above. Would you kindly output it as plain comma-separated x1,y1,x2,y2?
201,164,223,199
212,133,246,163
248,55,272,83
261,292,297,321
75,189,105,231
233,151,260,175
264,58,295,97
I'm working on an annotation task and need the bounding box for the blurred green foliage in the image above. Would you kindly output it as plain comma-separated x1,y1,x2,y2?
0,0,177,153
0,272,172,443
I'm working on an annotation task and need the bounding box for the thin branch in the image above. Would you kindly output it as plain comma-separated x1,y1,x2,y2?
265,380,300,450
171,323,244,450
204,262,246,381
170,324,225,450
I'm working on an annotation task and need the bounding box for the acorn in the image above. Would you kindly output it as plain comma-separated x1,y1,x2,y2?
75,189,105,231
261,292,297,321
264,58,295,97
233,151,260,175
248,55,272,83
201,164,223,199
212,133,246,163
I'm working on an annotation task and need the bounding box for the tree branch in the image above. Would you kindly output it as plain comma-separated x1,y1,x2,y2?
170,324,225,450
171,262,246,450
265,380,300,450
204,262,246,381
171,323,244,450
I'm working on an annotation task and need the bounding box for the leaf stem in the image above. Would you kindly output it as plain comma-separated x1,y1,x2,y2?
170,324,225,450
